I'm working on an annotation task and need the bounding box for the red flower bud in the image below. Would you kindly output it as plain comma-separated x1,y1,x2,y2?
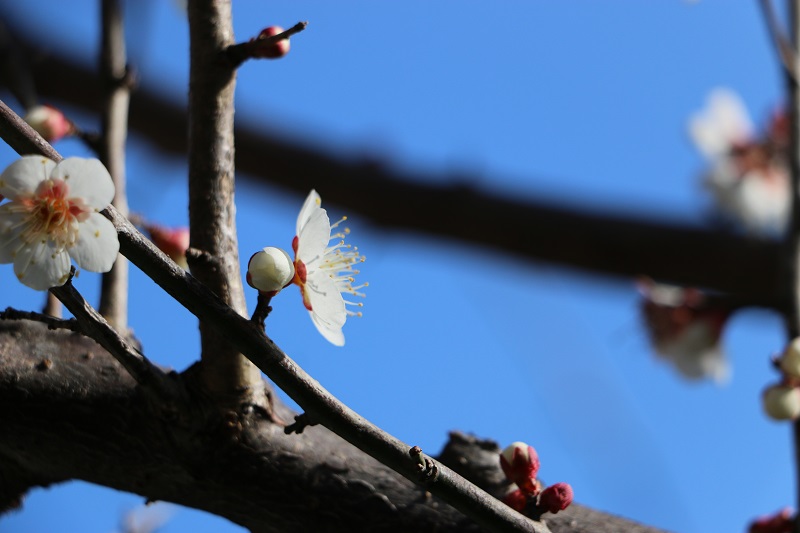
23,105,74,143
538,483,573,514
502,489,528,513
499,442,540,494
145,224,190,270
252,26,290,59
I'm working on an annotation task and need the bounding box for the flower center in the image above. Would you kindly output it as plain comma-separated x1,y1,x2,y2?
18,179,90,249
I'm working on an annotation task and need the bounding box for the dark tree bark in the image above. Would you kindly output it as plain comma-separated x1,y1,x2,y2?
0,319,667,533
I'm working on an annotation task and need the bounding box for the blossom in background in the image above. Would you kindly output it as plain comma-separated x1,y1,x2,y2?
689,88,790,236
638,279,730,383
0,156,119,290
290,190,366,346
762,384,800,421
143,223,190,270
250,26,291,59
762,338,800,422
23,105,75,143
748,508,794,533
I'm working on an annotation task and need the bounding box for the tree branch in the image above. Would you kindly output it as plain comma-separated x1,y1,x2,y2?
97,0,131,330
185,0,262,400
783,2,800,529
0,320,666,532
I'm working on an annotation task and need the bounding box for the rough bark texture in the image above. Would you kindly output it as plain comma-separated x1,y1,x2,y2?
0,319,667,533
186,1,262,397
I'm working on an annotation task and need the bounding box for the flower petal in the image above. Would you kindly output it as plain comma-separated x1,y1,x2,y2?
296,189,321,236
0,208,27,263
13,240,71,290
306,272,346,325
0,155,56,198
304,271,346,345
310,311,345,346
297,208,330,264
69,213,120,272
50,158,115,209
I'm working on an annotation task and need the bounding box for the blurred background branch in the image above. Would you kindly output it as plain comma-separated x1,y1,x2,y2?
0,19,784,309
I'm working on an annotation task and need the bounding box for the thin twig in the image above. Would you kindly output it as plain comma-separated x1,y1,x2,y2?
760,0,799,83
0,307,79,332
225,21,308,67
97,0,131,330
50,273,177,404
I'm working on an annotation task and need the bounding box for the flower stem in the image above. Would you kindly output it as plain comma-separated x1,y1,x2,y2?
250,292,273,330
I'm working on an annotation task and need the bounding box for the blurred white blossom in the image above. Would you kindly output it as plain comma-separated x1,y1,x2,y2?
638,279,730,383
689,88,789,236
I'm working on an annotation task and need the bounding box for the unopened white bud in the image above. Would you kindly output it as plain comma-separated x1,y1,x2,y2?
780,338,800,378
247,247,295,294
763,384,800,421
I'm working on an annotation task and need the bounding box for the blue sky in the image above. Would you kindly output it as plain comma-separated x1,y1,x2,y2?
0,2,792,532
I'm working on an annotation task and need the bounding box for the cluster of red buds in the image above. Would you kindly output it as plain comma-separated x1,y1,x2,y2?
748,507,794,533
762,339,800,421
499,442,573,516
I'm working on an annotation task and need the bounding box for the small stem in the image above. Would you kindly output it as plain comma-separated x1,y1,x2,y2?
225,21,308,67
97,0,131,331
250,292,273,330
761,0,799,82
1,307,78,332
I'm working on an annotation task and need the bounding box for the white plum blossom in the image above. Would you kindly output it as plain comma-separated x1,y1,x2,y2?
0,155,119,290
291,190,366,346
689,88,790,236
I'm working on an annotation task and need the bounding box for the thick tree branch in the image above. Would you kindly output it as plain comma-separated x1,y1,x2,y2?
0,23,783,307
97,0,131,330
0,320,667,533
186,0,262,399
